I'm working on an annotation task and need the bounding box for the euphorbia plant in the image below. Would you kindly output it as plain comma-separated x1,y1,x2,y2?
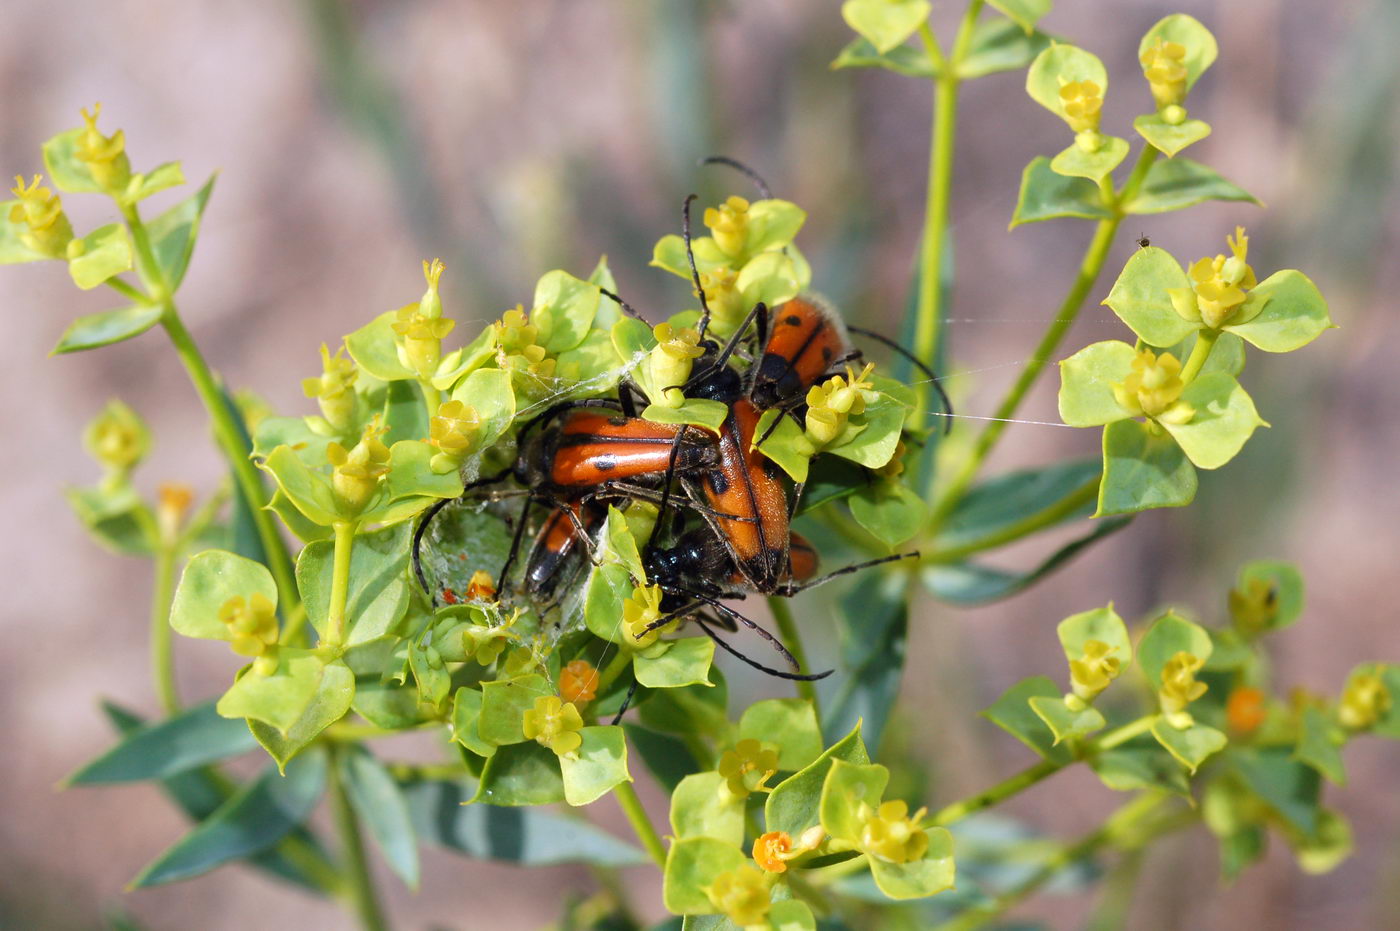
8,5,1389,930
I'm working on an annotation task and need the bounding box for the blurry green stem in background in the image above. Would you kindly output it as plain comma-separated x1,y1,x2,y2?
614,780,667,868
769,596,819,716
149,542,180,715
329,743,390,931
928,146,1159,527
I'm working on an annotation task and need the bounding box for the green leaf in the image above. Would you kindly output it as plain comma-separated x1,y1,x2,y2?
402,777,646,865
819,759,889,843
753,409,815,483
923,517,1131,604
170,549,277,640
1218,825,1266,882
1058,340,1137,426
584,562,634,644
268,490,334,543
1137,611,1212,688
639,668,730,739
957,19,1053,80
450,687,497,758
740,699,823,772
766,899,818,930
936,460,1101,553
1236,561,1305,631
642,399,730,435
479,674,552,746
832,37,936,78
339,745,420,887
840,0,931,54
297,522,410,643
0,199,50,264
869,828,956,899
1090,740,1190,796
260,446,339,527
554,328,624,387
1294,707,1346,785
980,677,1072,763
1122,158,1259,215
1010,157,1112,227
383,439,465,503
124,162,185,203
1132,114,1211,158
248,660,355,771
1026,44,1107,120
68,702,256,785
67,223,133,290
1057,605,1131,667
560,726,630,806
252,415,332,468
431,324,497,390
1050,136,1129,182
849,481,926,548
635,637,715,689
41,128,103,192
473,741,566,806
826,392,906,469
64,485,154,556
1233,748,1321,834
987,0,1052,33
1097,418,1197,516
1101,248,1197,346
1290,808,1353,875
132,748,328,887
670,772,745,845
532,269,600,354
825,571,908,751
1029,696,1106,744
218,651,325,733
663,836,749,915
1159,373,1266,470
625,724,701,792
1139,14,1218,93
1150,718,1227,773
353,680,431,730
766,723,869,837
345,310,415,381
145,175,215,290
1224,270,1333,353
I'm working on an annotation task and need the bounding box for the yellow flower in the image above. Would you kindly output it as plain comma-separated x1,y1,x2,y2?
1058,79,1103,133
705,865,771,926
301,344,359,433
697,266,747,335
83,400,149,482
704,195,751,259
1141,38,1189,111
1159,651,1208,727
494,306,556,384
804,363,875,448
428,399,481,472
220,593,278,662
859,799,930,864
646,322,705,407
522,695,584,757
8,174,73,258
1170,227,1259,329
622,584,674,648
876,438,908,479
1068,639,1121,705
1338,671,1391,731
1228,577,1279,635
326,418,391,514
1110,348,1194,424
717,738,779,799
74,103,131,193
559,660,600,706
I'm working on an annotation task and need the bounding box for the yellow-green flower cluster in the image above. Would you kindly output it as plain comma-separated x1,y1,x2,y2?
646,322,704,407
805,362,875,447
1159,651,1208,727
859,799,930,864
1338,671,1391,731
1067,639,1121,709
1058,78,1103,136
392,259,454,379
1229,577,1278,635
75,103,131,194
83,400,150,487
8,174,73,259
428,399,482,473
705,865,771,927
1170,227,1258,329
301,344,359,435
1110,348,1194,424
717,738,779,799
622,584,674,648
494,306,556,382
1141,37,1188,113
522,695,584,756
220,593,278,672
696,266,746,335
327,418,391,515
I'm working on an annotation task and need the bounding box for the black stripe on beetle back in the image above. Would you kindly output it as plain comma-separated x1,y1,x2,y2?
555,432,678,448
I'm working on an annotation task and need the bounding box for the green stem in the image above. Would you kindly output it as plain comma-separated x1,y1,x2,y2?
1117,144,1160,207
159,309,299,614
1178,328,1219,383
595,648,635,699
921,478,1098,564
150,543,180,715
1095,714,1157,751
931,758,1059,826
929,215,1120,525
614,780,667,868
104,276,149,303
328,744,390,931
418,378,441,424
325,521,358,649
768,596,819,714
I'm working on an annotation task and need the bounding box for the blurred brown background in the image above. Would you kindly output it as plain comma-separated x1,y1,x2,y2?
3,0,1397,928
